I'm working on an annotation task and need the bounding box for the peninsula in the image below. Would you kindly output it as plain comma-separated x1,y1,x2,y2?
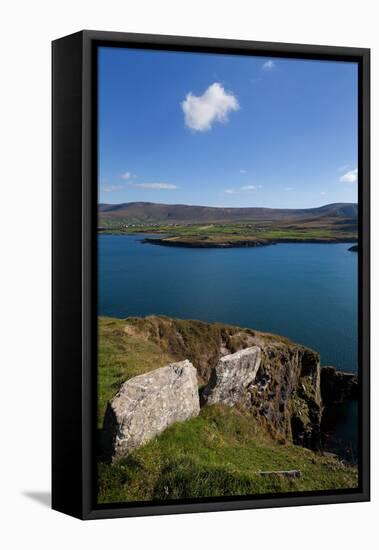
98,201,358,248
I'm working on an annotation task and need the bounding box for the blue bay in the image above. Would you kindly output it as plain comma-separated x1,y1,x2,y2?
99,235,358,374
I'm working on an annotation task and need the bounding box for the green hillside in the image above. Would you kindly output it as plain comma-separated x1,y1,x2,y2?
97,316,357,503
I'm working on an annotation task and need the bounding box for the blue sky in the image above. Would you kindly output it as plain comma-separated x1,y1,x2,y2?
98,47,358,208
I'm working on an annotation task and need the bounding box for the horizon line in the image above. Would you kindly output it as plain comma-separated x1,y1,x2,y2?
98,200,358,211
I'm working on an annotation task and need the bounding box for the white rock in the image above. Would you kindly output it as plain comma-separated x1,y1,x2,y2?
203,347,261,406
102,360,200,461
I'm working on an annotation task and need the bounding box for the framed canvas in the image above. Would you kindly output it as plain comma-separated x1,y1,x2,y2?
52,30,370,520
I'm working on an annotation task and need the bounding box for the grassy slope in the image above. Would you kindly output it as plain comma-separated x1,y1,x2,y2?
98,316,357,503
98,317,175,425
98,405,357,503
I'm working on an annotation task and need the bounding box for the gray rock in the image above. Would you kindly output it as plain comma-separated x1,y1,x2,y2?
102,360,200,461
202,347,261,406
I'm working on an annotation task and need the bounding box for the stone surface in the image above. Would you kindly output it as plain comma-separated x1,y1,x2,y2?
102,360,200,461
202,347,262,406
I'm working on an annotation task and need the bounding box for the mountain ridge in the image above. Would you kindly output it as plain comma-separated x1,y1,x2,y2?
99,201,358,225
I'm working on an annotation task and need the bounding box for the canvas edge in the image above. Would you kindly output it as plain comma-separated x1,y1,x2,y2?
52,30,370,520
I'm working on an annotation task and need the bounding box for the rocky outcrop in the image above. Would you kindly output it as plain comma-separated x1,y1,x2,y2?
102,360,200,461
241,345,322,449
101,317,357,459
115,316,324,450
201,343,322,449
290,351,322,449
202,347,261,406
321,366,358,404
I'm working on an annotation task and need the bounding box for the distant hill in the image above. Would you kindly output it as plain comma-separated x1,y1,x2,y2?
99,201,358,226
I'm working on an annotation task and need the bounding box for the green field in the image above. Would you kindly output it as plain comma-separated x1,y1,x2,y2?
99,218,357,247
97,316,357,503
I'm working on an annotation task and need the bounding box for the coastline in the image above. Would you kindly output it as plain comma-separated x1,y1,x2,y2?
141,236,358,249
97,230,357,249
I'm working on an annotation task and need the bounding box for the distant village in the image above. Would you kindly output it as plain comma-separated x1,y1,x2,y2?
98,222,182,230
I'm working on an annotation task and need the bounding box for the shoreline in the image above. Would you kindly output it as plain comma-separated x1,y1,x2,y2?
141,236,358,249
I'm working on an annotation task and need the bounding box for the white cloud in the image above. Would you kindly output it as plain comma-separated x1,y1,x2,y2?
103,184,124,192
285,186,295,191
128,182,178,190
181,82,239,132
241,185,257,191
340,168,358,183
262,60,276,71
224,184,261,194
121,171,137,180
240,169,247,174
320,191,327,196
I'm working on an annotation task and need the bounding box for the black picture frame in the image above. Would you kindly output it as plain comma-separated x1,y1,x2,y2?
52,30,370,520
